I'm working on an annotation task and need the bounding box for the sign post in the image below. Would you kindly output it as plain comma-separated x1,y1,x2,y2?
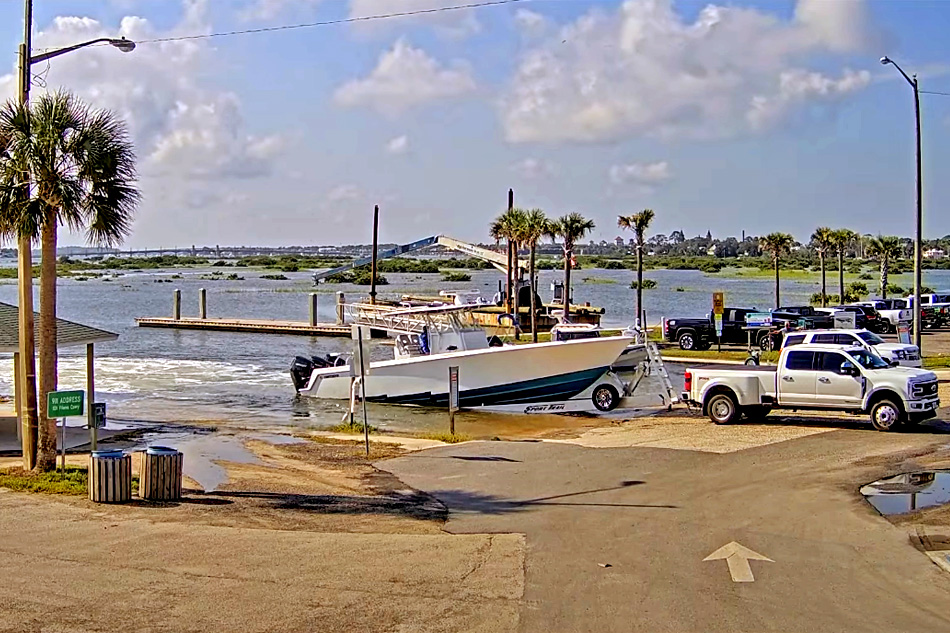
352,325,372,456
712,292,725,352
448,366,460,435
47,390,84,472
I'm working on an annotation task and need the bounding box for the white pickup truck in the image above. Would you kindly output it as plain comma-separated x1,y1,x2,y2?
682,344,939,431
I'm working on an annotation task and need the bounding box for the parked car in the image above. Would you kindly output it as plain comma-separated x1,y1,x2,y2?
780,328,921,368
663,307,766,350
682,344,938,430
904,293,950,328
815,305,885,333
886,297,939,329
774,306,836,329
850,300,912,334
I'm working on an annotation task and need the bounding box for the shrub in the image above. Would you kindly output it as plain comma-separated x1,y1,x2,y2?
441,271,471,282
603,260,625,270
857,273,873,280
886,283,905,295
280,263,299,272
630,279,657,290
260,274,288,281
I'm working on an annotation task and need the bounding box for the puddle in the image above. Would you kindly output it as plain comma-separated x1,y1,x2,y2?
132,432,261,492
860,471,950,515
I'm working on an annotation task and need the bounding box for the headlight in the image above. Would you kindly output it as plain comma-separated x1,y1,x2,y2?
895,350,906,359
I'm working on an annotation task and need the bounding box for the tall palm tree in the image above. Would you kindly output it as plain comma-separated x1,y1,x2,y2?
811,226,834,307
489,207,526,332
760,232,794,308
830,228,857,302
520,208,549,342
0,92,139,470
548,213,596,319
866,235,902,299
618,209,655,327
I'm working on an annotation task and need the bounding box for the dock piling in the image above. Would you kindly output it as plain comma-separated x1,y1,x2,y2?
336,292,345,325
173,289,181,321
309,293,318,327
199,288,207,320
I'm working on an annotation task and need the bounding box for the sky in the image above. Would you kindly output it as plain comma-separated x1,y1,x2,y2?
1,0,949,249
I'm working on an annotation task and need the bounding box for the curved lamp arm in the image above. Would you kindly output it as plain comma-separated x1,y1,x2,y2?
880,56,916,88
30,37,135,65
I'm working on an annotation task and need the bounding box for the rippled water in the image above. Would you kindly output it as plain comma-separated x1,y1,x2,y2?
0,263,945,434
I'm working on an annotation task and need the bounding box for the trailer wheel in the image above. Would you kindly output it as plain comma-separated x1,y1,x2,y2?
870,398,902,431
592,384,620,412
707,392,739,425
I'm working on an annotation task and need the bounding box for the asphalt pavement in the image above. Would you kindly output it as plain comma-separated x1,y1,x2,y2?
381,427,950,632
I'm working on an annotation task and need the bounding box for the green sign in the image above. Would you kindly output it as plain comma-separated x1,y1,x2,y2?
47,390,84,418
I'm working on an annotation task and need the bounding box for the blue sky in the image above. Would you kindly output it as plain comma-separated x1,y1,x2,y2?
1,0,949,248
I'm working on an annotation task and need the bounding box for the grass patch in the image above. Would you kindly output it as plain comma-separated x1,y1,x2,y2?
923,356,950,369
419,432,473,443
581,277,618,285
327,420,379,434
0,466,87,495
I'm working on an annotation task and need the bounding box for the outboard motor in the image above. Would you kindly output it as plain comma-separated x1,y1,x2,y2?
290,356,315,391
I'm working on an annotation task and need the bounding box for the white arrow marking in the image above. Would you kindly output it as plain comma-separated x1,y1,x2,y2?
703,541,773,582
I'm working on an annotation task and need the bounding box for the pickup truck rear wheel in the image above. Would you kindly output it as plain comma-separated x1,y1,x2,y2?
870,399,903,432
707,393,739,425
678,331,697,350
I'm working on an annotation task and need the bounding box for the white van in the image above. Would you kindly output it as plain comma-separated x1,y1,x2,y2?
781,329,921,368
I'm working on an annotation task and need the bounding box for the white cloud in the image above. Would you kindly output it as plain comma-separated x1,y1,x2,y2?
514,9,549,36
511,157,555,179
334,39,475,115
609,161,671,186
501,0,881,143
327,184,361,202
25,6,282,184
386,135,409,154
239,0,323,22
348,0,480,38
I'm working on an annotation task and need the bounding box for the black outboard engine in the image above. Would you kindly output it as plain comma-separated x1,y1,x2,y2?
290,356,315,391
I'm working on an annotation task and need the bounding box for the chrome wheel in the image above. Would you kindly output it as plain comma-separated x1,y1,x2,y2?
592,385,619,412
707,393,737,425
871,400,901,431
678,332,695,350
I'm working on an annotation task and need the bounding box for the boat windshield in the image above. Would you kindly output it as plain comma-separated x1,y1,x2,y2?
857,332,886,346
850,349,890,370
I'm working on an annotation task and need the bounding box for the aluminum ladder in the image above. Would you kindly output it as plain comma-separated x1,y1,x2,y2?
645,342,680,406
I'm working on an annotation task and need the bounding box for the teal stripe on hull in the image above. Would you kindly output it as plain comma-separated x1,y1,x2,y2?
366,366,609,407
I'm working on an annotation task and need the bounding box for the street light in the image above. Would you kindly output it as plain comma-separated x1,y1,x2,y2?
880,55,923,352
14,0,135,468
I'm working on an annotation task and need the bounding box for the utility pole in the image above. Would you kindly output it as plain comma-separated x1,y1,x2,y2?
17,0,38,470
913,73,923,351
369,205,379,305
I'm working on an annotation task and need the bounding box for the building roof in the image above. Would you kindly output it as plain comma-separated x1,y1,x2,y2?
0,302,118,353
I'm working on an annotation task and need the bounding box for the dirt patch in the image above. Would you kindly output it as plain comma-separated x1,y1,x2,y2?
25,437,446,535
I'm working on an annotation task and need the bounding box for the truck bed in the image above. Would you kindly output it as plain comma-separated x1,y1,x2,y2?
689,364,777,372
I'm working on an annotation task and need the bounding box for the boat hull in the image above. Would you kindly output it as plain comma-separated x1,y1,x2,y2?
298,336,633,407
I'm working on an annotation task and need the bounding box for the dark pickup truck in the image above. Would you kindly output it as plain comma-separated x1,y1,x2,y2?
664,307,767,350
774,306,835,329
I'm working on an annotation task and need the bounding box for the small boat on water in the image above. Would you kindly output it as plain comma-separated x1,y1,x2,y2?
290,305,633,413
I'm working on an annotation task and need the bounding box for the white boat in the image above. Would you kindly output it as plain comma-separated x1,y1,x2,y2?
550,323,649,370
290,305,633,412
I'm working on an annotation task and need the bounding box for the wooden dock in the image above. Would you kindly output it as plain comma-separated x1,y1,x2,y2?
135,317,352,337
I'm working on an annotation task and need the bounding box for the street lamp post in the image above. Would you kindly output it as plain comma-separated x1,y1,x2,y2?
15,0,134,468
880,56,923,352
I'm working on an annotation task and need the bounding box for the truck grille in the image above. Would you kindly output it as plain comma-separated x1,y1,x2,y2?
913,381,938,398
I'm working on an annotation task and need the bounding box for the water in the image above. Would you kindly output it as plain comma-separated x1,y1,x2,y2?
0,264,947,435
860,471,950,515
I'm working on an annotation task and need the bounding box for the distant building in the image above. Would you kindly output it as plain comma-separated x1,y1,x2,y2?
615,236,625,247
925,248,946,259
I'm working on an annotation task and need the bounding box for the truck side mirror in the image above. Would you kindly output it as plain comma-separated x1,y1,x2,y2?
840,360,857,376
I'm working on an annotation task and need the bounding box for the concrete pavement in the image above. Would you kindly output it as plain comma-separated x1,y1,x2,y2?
0,492,524,633
381,428,950,632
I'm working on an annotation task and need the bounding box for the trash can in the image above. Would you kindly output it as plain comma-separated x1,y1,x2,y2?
88,450,132,504
138,445,183,501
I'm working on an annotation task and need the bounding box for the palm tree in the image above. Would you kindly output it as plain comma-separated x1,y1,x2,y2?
0,92,139,470
811,226,834,307
760,232,794,308
520,208,549,342
489,207,526,332
548,213,596,319
618,209,655,327
866,235,902,299
830,228,857,302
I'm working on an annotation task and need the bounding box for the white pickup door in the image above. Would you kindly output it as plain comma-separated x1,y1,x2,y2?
779,349,818,406
812,350,864,407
